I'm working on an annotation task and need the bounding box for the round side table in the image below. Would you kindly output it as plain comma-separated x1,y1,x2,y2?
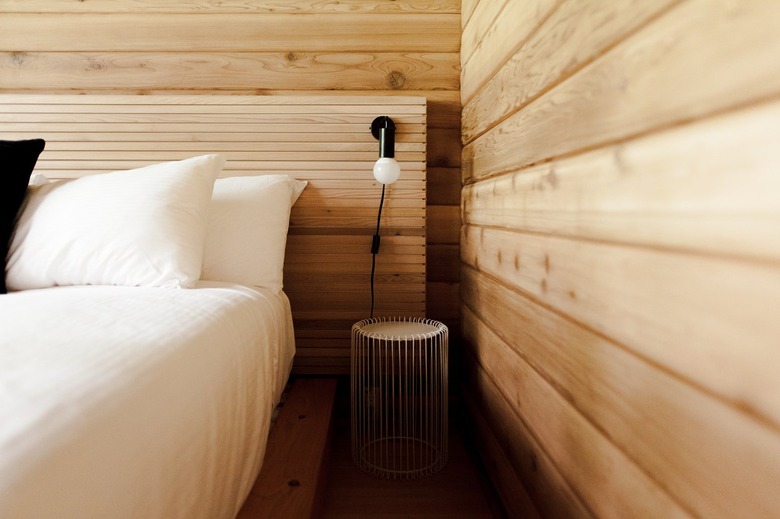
350,317,448,479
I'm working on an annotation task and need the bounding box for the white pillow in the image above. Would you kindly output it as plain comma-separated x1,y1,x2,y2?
201,175,306,293
7,154,225,290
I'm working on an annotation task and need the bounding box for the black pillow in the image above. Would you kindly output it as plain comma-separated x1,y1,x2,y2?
1,139,45,294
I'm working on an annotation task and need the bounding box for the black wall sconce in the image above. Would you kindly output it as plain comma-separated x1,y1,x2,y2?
371,116,401,184
368,116,401,317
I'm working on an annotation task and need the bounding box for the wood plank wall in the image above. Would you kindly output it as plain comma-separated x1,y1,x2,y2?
460,1,780,517
0,0,462,374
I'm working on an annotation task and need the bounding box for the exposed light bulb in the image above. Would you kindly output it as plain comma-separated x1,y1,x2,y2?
373,157,401,185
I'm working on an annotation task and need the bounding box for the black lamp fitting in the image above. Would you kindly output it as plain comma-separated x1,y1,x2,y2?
370,116,396,159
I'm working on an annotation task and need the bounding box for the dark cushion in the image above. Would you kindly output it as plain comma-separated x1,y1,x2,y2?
1,139,45,294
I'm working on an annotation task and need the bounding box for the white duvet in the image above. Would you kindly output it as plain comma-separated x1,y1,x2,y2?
0,282,295,519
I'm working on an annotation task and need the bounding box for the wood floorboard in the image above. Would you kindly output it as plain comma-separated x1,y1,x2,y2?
238,377,336,519
321,379,504,518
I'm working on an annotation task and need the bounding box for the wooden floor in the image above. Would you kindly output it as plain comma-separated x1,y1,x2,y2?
238,378,337,519
320,378,504,519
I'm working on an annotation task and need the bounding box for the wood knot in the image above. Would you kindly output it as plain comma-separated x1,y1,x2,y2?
386,71,406,89
9,52,27,67
288,479,300,487
86,58,107,71
298,414,306,420
286,52,298,62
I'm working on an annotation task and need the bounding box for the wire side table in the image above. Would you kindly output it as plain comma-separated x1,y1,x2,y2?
351,317,448,479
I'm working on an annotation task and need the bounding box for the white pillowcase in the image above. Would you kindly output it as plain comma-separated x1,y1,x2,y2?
201,175,306,293
28,172,49,187
7,154,225,290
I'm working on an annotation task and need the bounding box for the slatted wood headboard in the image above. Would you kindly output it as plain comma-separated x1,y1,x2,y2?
0,94,427,374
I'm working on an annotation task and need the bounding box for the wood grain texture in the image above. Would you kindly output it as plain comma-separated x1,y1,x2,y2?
462,99,780,262
462,392,542,519
427,167,461,205
0,88,459,126
0,14,460,52
460,0,479,29
1,52,459,92
462,268,780,518
426,282,459,323
427,244,459,283
0,94,427,374
0,0,460,14
462,224,780,426
238,377,337,519
462,367,591,519
427,128,461,168
460,0,558,104
461,0,780,516
462,0,780,182
462,293,691,519
459,0,508,67
423,92,461,129
426,205,460,244
461,0,678,143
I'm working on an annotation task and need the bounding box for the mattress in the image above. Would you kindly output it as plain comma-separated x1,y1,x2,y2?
0,281,295,519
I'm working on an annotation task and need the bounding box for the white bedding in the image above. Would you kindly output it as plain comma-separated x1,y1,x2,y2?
0,282,295,519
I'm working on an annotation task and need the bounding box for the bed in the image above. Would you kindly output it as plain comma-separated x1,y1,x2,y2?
0,149,302,518
0,282,294,518
0,95,426,518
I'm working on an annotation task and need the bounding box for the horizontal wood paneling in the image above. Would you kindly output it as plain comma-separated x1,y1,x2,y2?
0,52,459,92
427,244,460,283
0,88,460,125
460,0,557,105
0,14,460,52
427,167,461,205
462,266,780,518
0,94,427,374
0,1,463,347
0,0,460,14
425,281,459,324
459,0,507,67
461,223,780,425
462,0,780,183
427,128,461,167
463,99,780,261
461,0,677,143
426,205,460,244
462,391,542,519
461,352,591,519
424,93,461,129
462,0,780,516
461,289,690,519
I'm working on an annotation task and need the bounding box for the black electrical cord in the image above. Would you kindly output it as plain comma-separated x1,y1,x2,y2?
369,183,386,319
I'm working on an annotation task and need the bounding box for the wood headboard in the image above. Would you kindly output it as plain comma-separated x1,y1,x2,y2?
0,94,427,374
